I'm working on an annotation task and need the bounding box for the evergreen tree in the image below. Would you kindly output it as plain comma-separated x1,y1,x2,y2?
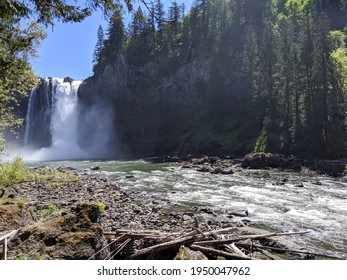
92,25,105,68
106,11,125,56
277,18,296,152
259,21,282,151
154,0,165,50
310,14,346,157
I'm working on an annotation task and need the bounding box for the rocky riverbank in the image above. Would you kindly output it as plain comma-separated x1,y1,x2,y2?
161,152,347,178
0,164,344,260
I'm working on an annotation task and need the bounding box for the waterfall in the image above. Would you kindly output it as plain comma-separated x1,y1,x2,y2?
24,78,88,161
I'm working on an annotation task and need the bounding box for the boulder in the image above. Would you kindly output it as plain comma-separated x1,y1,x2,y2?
313,160,346,177
241,153,281,169
7,204,109,260
90,165,102,171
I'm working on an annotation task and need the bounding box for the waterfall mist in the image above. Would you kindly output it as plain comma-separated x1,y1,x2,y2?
20,77,117,161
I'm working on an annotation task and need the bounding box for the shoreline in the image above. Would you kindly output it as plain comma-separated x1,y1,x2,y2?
0,164,345,260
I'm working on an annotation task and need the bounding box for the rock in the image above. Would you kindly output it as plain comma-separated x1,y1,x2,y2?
182,214,192,221
197,166,212,173
90,165,101,171
174,245,208,260
7,204,109,260
226,209,249,217
198,207,216,215
313,160,346,177
221,168,234,175
242,153,281,169
63,77,74,84
294,183,304,188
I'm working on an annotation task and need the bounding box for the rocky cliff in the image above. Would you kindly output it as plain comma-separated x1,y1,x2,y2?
77,54,244,158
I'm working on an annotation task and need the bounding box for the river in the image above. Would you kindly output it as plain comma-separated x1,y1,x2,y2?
29,159,347,259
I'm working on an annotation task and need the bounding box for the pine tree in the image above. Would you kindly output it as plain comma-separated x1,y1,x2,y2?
259,21,282,151
277,18,296,152
154,0,165,50
310,14,346,157
106,11,125,57
92,25,105,66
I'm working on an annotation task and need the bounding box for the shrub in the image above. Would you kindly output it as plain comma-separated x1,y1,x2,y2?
94,202,106,214
0,157,29,188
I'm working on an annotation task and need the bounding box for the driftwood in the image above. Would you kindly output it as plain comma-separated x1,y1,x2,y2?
96,226,343,260
251,244,344,260
225,243,249,259
191,244,252,260
0,230,19,260
130,235,197,258
194,230,311,246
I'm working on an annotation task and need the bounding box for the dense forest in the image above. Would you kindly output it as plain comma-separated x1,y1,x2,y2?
82,0,347,159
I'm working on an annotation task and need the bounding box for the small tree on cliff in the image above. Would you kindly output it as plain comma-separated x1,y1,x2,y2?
92,25,105,68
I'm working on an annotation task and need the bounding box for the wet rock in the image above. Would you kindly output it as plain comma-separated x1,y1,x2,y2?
312,160,346,177
197,207,216,215
221,168,234,175
242,153,281,169
197,166,212,173
294,183,304,188
182,214,192,221
90,165,101,171
226,209,249,217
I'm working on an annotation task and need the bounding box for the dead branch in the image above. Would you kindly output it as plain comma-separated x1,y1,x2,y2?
194,230,311,246
130,234,197,258
252,244,344,260
190,244,252,260
224,243,249,259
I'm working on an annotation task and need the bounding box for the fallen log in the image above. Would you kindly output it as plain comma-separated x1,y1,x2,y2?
106,238,132,260
190,244,252,260
251,244,344,260
224,243,249,259
130,235,197,258
88,234,127,260
194,230,311,246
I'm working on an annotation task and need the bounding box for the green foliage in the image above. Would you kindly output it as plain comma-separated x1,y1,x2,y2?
254,132,268,153
331,31,347,95
40,204,61,219
91,1,347,158
0,21,46,152
15,254,28,260
94,201,106,214
0,157,29,188
17,199,26,209
0,0,136,153
0,157,79,190
28,168,79,187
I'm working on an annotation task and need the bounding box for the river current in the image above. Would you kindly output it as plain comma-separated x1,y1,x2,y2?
30,159,347,259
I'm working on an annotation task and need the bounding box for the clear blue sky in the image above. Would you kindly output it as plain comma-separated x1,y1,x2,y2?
31,0,193,80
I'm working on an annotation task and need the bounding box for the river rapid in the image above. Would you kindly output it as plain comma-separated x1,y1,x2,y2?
29,159,347,259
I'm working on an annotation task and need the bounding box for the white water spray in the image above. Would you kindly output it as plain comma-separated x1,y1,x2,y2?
23,78,88,161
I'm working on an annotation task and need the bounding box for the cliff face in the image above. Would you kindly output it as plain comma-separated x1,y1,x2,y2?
77,55,231,158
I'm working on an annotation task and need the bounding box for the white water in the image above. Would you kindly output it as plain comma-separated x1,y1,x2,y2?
112,165,347,258
23,87,37,146
23,78,88,161
34,159,347,258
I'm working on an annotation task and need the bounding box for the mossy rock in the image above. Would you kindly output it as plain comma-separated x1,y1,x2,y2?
7,204,109,260
0,198,32,232
241,152,281,169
